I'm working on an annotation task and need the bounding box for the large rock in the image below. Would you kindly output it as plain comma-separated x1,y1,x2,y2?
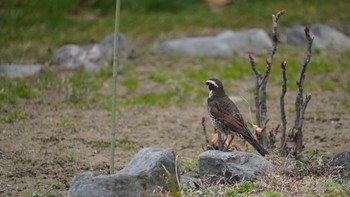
68,147,179,197
198,150,274,181
283,24,350,52
216,29,272,55
54,33,130,72
0,64,43,78
156,29,272,58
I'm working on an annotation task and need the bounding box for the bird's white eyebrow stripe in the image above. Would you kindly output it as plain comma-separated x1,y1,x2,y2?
206,80,219,87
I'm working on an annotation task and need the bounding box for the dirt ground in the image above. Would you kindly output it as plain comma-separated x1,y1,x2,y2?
0,55,349,196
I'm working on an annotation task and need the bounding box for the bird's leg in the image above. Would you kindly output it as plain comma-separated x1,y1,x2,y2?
217,130,224,150
226,135,234,147
244,140,249,151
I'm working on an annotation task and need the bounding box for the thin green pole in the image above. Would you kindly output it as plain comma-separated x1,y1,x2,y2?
110,0,121,174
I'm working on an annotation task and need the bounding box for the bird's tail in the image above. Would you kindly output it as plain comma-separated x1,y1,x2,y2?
242,126,269,156
245,136,269,156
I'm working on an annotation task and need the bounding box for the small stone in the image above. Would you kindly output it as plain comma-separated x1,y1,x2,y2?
0,64,42,79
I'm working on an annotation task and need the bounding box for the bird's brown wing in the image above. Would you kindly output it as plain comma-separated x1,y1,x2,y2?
210,104,244,132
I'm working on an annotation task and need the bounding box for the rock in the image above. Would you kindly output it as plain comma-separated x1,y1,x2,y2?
180,176,200,190
156,29,272,58
329,151,350,170
283,24,350,52
68,147,179,197
217,29,272,56
156,36,232,58
198,150,274,181
0,64,43,78
54,44,86,70
99,33,131,61
54,33,131,72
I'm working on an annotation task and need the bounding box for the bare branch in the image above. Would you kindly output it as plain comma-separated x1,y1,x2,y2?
268,10,285,64
259,60,272,147
249,54,260,78
280,61,287,150
299,27,314,86
302,94,312,115
275,9,286,22
260,59,272,86
249,54,262,126
249,9,285,147
293,27,314,156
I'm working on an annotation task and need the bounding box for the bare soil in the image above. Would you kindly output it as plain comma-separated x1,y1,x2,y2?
0,55,349,196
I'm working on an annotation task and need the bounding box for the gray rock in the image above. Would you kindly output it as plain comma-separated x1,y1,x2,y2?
99,33,131,61
180,176,200,190
329,151,350,170
157,36,232,58
156,29,272,58
68,147,179,197
198,150,274,181
217,29,272,55
54,33,130,72
283,24,350,52
0,64,43,78
54,44,86,70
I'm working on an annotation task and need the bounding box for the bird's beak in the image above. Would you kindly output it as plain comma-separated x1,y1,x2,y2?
202,81,206,85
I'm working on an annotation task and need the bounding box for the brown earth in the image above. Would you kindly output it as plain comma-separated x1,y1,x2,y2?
0,55,349,196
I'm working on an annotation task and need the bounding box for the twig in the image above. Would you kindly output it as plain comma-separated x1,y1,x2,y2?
294,27,314,156
110,0,121,174
249,54,262,126
249,10,285,147
268,9,286,64
280,61,287,151
175,155,181,190
201,117,209,143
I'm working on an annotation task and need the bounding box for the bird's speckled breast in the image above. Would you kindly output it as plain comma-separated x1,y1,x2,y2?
208,107,231,135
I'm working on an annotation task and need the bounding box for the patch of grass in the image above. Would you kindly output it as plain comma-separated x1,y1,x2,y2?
51,181,62,190
37,69,55,90
2,111,22,123
58,118,78,133
122,90,179,107
259,190,282,197
117,63,135,75
342,97,350,109
234,182,262,195
319,82,334,91
322,181,348,196
28,191,41,197
183,159,198,173
119,137,137,151
62,70,106,107
88,140,110,149
0,78,35,108
122,78,139,91
149,74,167,83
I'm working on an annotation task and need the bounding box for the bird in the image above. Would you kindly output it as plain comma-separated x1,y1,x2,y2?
205,78,269,156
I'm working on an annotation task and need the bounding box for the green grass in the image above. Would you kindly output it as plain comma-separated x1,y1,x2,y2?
2,111,22,123
122,78,139,91
122,90,180,107
0,78,35,109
